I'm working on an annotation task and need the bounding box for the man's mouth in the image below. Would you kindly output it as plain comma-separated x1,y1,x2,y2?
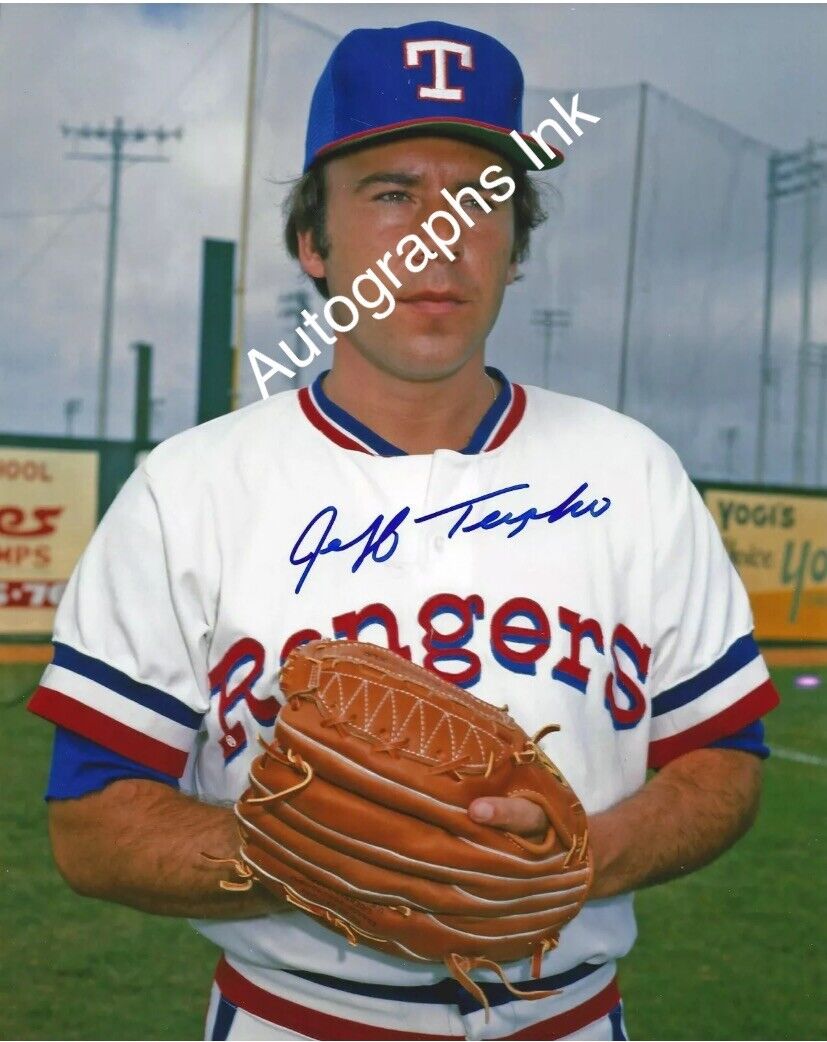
397,291,468,316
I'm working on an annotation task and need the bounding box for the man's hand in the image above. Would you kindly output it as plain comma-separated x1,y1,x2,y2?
468,795,547,839
468,746,763,899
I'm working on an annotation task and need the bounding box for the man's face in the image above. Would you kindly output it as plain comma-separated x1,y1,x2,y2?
298,136,518,382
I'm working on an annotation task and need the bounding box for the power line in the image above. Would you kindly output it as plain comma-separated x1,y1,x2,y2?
2,177,109,292
268,6,341,42
0,205,107,220
144,4,249,124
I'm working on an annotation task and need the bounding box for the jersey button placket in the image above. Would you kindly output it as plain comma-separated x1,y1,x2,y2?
419,452,476,583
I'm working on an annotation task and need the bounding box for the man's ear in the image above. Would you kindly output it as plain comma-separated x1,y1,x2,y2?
504,259,519,286
296,229,326,280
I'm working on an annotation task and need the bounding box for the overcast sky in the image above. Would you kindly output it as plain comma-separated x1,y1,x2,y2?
1,3,825,478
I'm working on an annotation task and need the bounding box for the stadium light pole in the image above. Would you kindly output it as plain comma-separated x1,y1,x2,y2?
64,398,82,436
792,140,826,483
755,144,824,484
62,119,182,439
796,140,815,482
755,153,782,484
721,425,740,479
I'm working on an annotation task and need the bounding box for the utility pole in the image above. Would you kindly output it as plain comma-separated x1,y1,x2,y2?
62,119,183,438
64,398,82,436
617,82,648,415
531,308,571,388
230,3,262,410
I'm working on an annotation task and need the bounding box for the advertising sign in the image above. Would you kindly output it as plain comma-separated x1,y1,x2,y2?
702,485,827,644
0,447,99,636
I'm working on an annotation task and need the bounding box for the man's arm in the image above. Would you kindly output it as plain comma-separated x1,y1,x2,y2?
48,779,288,918
468,746,762,899
52,744,761,915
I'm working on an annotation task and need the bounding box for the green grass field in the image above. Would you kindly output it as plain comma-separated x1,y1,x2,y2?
1,664,824,1041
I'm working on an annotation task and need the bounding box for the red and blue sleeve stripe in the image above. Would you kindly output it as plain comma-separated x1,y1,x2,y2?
648,632,779,768
28,642,204,777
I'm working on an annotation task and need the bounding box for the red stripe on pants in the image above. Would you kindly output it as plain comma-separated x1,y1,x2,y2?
214,957,621,1041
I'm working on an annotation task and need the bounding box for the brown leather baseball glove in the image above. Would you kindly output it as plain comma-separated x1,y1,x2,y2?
216,639,592,1017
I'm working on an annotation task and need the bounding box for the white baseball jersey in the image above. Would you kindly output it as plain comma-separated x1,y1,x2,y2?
31,368,778,1039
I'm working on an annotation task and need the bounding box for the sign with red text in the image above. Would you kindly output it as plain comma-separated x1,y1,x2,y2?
0,448,98,636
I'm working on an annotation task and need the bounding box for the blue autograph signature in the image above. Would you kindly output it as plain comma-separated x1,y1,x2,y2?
289,482,611,594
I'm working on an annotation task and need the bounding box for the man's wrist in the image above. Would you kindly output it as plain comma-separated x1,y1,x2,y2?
586,810,625,900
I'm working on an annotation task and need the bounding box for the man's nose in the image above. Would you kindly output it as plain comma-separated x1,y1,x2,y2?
415,192,465,263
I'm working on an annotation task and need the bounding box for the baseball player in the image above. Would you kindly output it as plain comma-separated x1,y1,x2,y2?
31,21,779,1042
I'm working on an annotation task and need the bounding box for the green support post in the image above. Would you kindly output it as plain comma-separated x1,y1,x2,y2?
132,341,153,444
197,238,235,424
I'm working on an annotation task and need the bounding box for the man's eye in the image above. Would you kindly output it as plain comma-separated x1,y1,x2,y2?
375,191,411,203
464,197,491,210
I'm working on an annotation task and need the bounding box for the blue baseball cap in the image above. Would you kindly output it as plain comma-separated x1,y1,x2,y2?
303,21,563,174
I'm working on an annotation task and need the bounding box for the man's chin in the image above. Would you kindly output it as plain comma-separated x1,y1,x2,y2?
363,337,483,383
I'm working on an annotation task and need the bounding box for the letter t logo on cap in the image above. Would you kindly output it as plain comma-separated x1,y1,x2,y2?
403,39,474,101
